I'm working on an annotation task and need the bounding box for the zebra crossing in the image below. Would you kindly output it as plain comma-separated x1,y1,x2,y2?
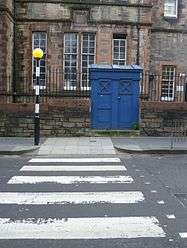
0,156,168,243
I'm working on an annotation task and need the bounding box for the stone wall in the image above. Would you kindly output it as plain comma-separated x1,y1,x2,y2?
150,0,187,73
0,0,14,88
0,99,90,137
14,0,152,79
140,102,187,136
152,0,187,30
150,32,187,73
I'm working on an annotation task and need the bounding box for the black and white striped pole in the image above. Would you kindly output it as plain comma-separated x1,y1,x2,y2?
32,48,44,146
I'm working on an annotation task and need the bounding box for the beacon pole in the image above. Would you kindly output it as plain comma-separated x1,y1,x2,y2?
32,48,44,146
34,59,40,145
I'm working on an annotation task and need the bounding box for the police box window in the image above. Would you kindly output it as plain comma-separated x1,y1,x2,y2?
32,32,47,87
164,0,178,18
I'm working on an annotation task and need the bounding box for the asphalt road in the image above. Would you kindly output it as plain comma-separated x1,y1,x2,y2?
0,153,186,248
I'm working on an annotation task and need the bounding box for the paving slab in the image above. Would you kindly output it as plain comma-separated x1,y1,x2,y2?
112,137,187,154
0,137,41,155
37,137,116,155
0,136,187,155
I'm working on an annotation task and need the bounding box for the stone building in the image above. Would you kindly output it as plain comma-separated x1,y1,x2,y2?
0,0,14,88
0,0,187,136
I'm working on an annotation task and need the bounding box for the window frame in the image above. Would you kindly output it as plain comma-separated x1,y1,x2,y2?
63,32,96,91
161,65,176,102
80,33,96,90
164,0,178,18
32,32,47,89
63,33,79,90
112,34,127,66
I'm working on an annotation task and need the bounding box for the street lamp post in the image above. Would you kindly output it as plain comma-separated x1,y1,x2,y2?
32,48,44,146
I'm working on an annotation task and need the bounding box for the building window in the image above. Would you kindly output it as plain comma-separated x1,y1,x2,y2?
161,65,176,101
63,33,96,90
81,33,96,89
164,0,178,18
112,34,127,66
64,33,78,90
32,32,47,87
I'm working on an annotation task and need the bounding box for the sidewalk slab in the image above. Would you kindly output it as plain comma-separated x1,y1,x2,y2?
0,137,41,155
112,137,187,154
37,137,116,155
0,136,187,156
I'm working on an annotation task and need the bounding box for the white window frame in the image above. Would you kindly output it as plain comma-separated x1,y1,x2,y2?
164,0,178,18
63,33,96,91
161,65,176,102
81,33,96,90
32,32,47,89
63,33,78,91
112,34,127,66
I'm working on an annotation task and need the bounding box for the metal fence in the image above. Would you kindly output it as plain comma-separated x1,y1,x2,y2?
0,70,90,103
140,73,187,102
1,70,187,103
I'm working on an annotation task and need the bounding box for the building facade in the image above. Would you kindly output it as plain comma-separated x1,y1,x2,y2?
0,0,187,136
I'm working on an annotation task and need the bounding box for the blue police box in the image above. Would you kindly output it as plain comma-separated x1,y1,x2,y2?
90,64,142,129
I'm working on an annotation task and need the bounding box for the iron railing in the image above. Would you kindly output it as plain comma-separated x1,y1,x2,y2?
1,70,187,103
140,73,187,102
0,70,90,103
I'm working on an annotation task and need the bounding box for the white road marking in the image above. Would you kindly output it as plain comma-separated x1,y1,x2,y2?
20,165,126,172
0,192,144,205
151,190,157,193
29,158,121,163
166,214,176,219
8,175,134,184
0,217,166,239
179,232,187,238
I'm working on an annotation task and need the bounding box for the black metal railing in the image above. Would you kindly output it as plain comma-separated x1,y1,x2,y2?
1,70,187,103
140,73,187,102
0,70,90,103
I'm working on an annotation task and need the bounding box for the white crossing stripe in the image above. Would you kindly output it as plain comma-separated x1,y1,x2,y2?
166,214,176,219
29,158,121,163
8,175,133,184
0,191,144,205
179,232,187,238
0,217,166,239
20,165,126,171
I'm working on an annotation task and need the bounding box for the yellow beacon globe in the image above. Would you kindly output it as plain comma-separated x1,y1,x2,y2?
32,48,44,60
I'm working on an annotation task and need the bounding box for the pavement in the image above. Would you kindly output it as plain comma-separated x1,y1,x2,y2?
0,136,187,155
112,136,187,154
0,137,41,155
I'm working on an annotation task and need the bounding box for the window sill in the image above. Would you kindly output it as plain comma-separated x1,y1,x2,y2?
64,86,77,91
161,96,174,102
164,15,178,19
33,86,46,90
